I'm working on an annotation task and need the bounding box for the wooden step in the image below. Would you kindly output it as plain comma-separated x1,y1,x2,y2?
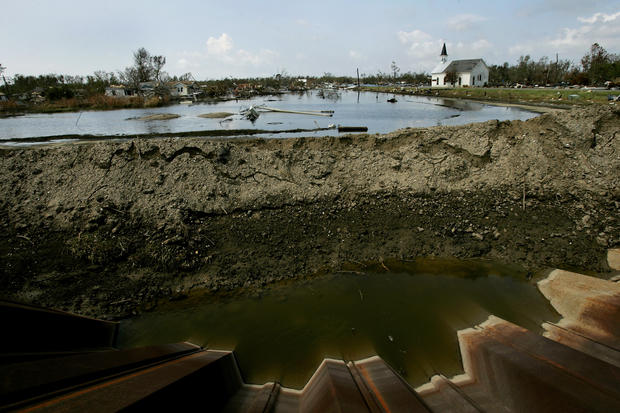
537,269,620,349
223,382,280,413
273,359,371,413
348,356,431,412
0,342,201,409
416,375,482,413
456,316,620,413
542,321,620,367
19,350,240,412
0,300,118,353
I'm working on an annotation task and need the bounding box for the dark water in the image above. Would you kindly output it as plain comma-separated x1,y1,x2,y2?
117,258,559,389
0,91,538,141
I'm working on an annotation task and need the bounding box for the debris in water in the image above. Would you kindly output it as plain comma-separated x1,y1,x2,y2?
241,106,260,122
199,112,235,119
338,126,368,132
127,113,181,121
256,106,333,117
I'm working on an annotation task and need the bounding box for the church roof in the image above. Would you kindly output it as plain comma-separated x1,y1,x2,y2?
431,59,486,74
445,59,486,73
431,61,450,74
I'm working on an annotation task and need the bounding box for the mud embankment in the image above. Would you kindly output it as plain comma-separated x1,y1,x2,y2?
1,106,618,319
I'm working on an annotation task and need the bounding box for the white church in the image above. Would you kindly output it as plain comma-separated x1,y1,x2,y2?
431,43,489,88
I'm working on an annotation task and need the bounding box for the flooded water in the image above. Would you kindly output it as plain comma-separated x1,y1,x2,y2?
117,258,558,389
0,91,538,141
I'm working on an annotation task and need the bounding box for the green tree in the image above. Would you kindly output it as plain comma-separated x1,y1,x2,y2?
133,47,153,83
581,43,618,85
444,70,458,86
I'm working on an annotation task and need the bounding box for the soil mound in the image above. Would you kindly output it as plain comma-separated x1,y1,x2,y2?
1,105,618,318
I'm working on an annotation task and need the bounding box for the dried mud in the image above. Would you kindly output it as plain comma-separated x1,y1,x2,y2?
1,106,619,319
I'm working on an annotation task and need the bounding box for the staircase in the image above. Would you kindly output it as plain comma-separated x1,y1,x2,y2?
2,267,619,412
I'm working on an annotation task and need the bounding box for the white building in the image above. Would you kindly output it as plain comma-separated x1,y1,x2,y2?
168,81,199,97
105,85,134,97
431,44,489,88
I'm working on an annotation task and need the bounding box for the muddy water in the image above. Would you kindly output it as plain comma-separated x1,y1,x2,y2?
0,91,537,140
117,258,559,389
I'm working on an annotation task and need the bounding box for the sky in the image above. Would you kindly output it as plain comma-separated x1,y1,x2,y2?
1,0,619,80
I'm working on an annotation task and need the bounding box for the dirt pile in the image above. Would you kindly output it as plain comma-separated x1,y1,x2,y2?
1,105,618,318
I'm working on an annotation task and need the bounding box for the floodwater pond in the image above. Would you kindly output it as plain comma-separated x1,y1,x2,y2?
0,91,538,142
117,258,559,389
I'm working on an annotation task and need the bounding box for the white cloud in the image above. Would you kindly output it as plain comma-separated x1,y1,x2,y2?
206,33,233,55
236,48,279,66
397,29,492,71
397,30,439,66
203,33,278,66
471,39,492,51
508,44,529,55
509,11,620,60
175,35,281,77
577,11,620,23
446,14,488,31
349,50,364,60
549,11,620,49
397,29,432,44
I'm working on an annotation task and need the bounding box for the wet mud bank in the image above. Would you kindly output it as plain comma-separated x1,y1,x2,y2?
1,106,618,319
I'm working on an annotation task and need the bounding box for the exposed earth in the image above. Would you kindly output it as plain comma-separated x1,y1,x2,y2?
0,105,618,319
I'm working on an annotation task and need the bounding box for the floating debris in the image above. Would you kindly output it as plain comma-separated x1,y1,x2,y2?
241,106,260,122
338,126,368,132
127,113,181,121
387,97,398,103
256,106,333,117
199,112,235,119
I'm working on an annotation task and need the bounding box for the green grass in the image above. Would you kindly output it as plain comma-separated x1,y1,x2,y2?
360,86,620,106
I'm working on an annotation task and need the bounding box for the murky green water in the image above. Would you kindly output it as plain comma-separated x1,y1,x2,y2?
117,258,559,388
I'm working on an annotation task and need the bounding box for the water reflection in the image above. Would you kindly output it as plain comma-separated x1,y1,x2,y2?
0,91,538,141
117,258,558,389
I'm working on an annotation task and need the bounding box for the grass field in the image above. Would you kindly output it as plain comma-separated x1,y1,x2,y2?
360,86,620,107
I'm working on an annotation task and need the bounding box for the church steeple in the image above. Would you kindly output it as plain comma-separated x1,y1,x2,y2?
440,43,448,63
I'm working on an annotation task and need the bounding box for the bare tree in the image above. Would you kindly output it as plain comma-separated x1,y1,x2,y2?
391,61,400,80
151,55,166,82
178,72,194,82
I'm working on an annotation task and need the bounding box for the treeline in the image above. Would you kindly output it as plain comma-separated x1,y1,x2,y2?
3,43,619,104
5,47,192,101
488,43,620,86
9,72,113,99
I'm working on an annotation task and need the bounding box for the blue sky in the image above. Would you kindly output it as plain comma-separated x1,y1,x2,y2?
1,0,618,79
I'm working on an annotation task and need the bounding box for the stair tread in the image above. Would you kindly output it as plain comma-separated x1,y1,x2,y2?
349,356,431,413
0,342,201,408
20,350,233,412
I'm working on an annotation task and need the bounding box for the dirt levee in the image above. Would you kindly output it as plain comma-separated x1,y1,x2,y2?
1,106,618,318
